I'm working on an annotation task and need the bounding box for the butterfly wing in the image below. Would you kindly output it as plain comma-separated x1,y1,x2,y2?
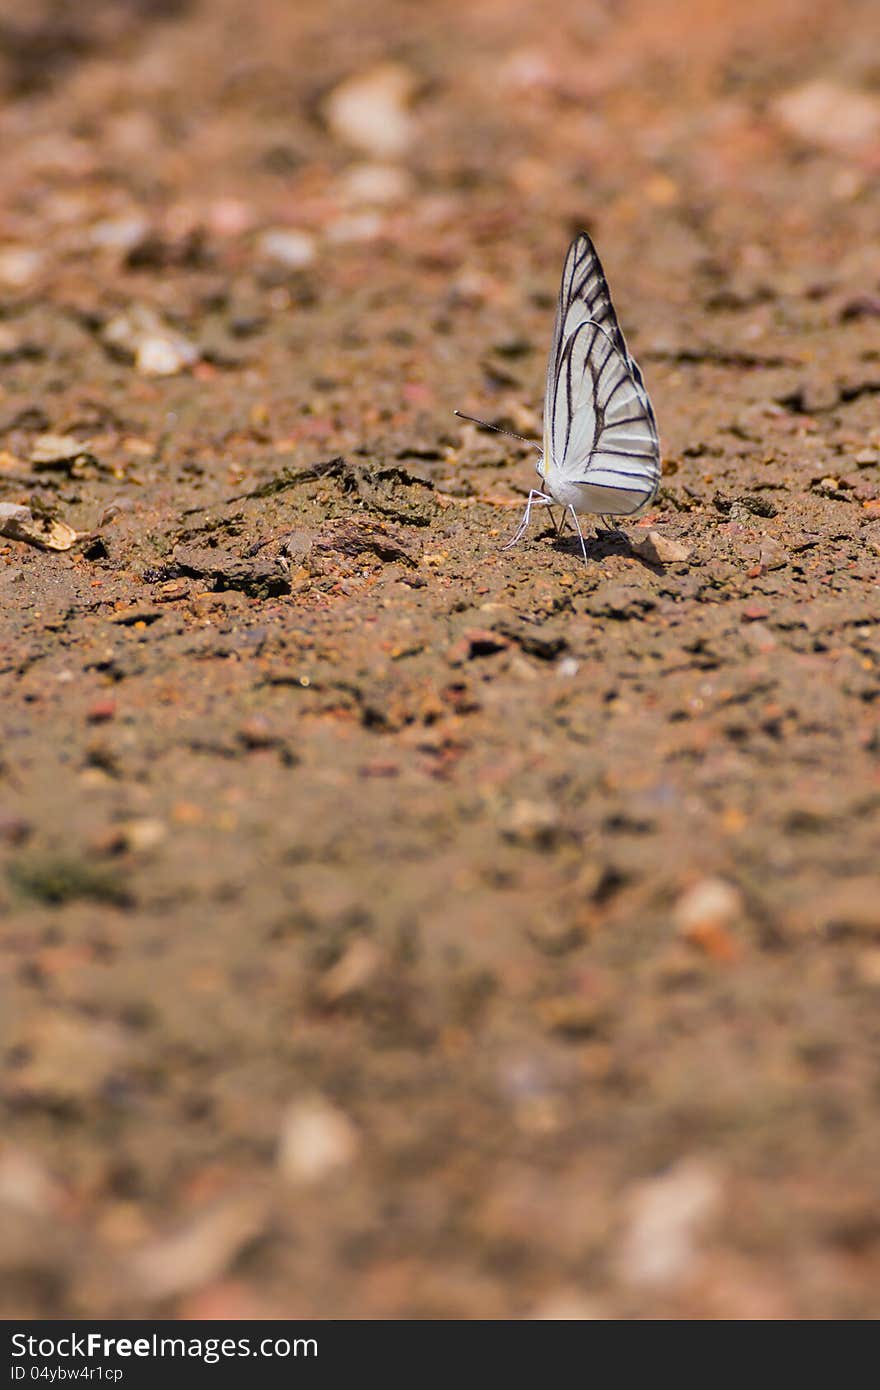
543,233,660,513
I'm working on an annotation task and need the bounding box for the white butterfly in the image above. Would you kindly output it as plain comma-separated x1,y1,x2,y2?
457,232,660,561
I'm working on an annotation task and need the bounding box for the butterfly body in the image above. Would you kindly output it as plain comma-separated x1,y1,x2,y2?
537,470,650,518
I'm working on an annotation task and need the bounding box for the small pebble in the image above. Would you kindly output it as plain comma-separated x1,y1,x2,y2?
130,1197,266,1300
277,1096,359,1184
500,798,562,849
616,1158,723,1289
758,536,787,571
630,531,693,564
318,938,381,1003
0,503,77,552
537,993,610,1037
86,699,116,724
90,216,150,251
154,579,189,602
674,877,743,936
29,433,91,465
103,304,199,377
773,79,880,151
0,1148,62,1214
120,818,167,853
323,62,418,157
326,211,383,244
336,162,413,205
206,197,254,237
136,337,188,376
0,246,43,287
257,228,316,269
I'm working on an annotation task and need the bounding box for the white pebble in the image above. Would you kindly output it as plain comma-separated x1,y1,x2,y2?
130,1197,265,1300
136,335,195,376
0,247,43,288
616,1158,722,1289
773,80,880,151
318,938,380,1003
258,228,316,269
120,818,167,853
674,877,743,935
104,304,198,377
323,62,417,158
90,217,150,251
0,1148,60,1214
277,1096,359,1184
336,162,413,205
326,211,384,244
556,657,580,678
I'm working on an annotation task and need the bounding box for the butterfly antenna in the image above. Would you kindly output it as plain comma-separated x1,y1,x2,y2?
453,410,542,454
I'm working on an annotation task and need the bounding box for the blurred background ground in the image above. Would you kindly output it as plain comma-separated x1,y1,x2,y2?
0,0,878,1318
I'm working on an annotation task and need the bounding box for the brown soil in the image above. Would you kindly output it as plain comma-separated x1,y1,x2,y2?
1,0,879,1319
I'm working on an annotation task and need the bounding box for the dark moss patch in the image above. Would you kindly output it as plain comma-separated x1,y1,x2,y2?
8,855,132,908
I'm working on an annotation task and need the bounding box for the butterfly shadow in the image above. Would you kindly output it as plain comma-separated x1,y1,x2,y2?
546,524,664,573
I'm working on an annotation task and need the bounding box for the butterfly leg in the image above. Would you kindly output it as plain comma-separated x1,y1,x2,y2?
568,505,589,564
599,513,627,539
501,490,553,550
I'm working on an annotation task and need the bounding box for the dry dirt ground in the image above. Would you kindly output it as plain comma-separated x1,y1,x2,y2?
1,0,879,1319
